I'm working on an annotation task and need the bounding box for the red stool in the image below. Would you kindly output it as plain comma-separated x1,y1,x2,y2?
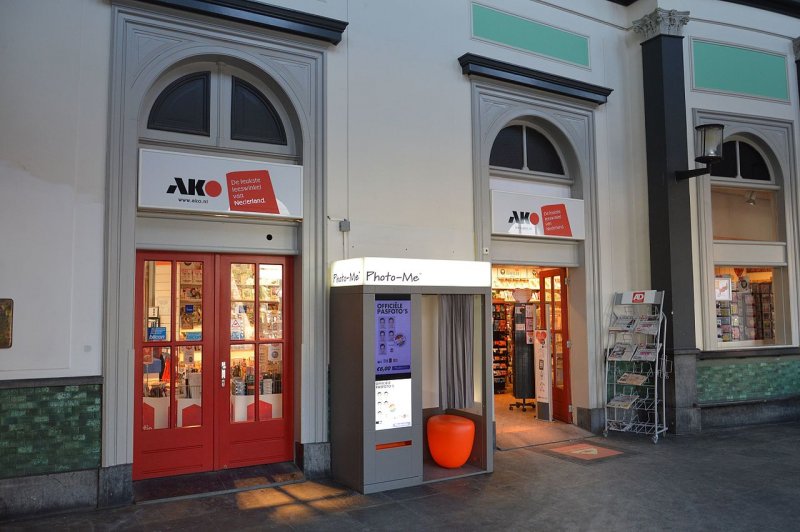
427,414,475,468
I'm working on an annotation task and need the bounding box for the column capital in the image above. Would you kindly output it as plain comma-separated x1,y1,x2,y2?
633,8,690,41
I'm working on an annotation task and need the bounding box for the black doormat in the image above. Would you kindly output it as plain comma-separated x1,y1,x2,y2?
133,461,304,503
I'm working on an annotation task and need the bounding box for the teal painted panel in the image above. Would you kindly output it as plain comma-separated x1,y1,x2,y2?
693,40,788,101
472,4,589,67
0,384,101,479
696,359,800,404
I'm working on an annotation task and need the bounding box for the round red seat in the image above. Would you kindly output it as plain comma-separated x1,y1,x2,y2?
427,414,475,468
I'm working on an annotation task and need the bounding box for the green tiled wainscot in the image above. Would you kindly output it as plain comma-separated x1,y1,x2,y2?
0,384,101,479
696,358,800,404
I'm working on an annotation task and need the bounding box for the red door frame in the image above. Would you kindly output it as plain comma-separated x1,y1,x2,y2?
215,254,294,469
538,268,571,423
133,252,293,480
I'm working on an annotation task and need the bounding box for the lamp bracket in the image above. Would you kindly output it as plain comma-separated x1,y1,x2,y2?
675,165,710,181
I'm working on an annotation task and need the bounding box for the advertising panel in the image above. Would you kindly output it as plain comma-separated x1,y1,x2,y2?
374,295,412,430
138,149,303,219
491,190,585,240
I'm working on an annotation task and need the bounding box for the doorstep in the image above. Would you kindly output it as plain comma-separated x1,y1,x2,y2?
133,462,304,504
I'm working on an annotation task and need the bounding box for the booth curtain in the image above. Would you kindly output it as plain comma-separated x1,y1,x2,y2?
438,294,474,410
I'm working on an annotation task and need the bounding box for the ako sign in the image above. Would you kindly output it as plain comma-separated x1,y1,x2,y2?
491,190,585,240
138,149,303,220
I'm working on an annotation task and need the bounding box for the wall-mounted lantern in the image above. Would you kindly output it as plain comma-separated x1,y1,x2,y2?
675,123,725,180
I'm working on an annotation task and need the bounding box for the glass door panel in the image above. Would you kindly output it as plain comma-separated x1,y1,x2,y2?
178,262,204,341
230,343,256,422
230,264,256,341
142,346,171,430
177,344,203,428
143,261,172,342
259,264,283,340
258,344,283,419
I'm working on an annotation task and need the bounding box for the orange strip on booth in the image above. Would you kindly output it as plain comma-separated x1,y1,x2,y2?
375,440,412,451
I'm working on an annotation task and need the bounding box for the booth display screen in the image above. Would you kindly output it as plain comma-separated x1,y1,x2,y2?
374,295,412,430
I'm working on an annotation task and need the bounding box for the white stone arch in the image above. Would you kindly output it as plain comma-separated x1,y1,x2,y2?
104,4,328,473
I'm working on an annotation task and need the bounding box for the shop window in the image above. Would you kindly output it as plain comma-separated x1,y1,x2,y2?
490,125,565,176
703,133,791,349
147,72,210,136
714,266,780,345
231,77,287,145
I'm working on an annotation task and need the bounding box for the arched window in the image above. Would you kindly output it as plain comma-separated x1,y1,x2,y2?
489,121,572,203
230,77,287,145
490,125,565,176
147,72,210,136
141,63,298,161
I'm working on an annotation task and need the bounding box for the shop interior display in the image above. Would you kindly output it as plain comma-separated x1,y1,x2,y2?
510,302,535,411
492,302,511,394
604,291,668,443
715,274,774,343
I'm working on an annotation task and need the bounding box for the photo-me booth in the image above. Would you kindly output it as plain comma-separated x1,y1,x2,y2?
330,258,493,493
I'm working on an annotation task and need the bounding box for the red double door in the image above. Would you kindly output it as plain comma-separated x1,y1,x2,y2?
133,252,293,480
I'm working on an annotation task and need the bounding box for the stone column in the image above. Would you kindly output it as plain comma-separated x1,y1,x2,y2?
633,9,701,433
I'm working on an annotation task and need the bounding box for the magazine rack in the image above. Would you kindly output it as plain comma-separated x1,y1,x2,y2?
603,291,669,443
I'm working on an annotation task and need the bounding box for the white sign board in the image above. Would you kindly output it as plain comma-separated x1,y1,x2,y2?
533,329,552,420
138,149,303,219
375,378,412,430
491,190,585,240
331,257,491,288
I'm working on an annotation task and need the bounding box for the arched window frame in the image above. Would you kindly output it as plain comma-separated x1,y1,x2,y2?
489,120,575,201
489,121,571,181
139,62,299,163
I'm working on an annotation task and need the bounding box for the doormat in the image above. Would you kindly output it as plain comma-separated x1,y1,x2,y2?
544,441,624,463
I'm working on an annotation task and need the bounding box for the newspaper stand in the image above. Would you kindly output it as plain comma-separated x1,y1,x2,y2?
603,291,668,443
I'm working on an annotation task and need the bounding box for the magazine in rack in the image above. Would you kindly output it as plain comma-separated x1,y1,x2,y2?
604,290,669,443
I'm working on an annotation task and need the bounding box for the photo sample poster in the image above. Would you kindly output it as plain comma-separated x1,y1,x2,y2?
374,296,412,430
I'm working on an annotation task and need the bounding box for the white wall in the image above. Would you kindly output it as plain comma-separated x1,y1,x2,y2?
0,1,111,378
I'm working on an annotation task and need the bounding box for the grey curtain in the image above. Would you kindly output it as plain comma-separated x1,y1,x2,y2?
438,294,474,410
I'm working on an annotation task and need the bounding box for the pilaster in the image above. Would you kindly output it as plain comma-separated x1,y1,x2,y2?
634,8,701,433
